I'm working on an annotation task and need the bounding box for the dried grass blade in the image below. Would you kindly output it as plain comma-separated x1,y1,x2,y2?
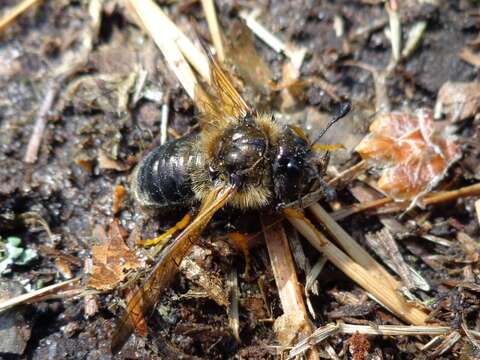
200,0,225,62
365,228,430,291
127,0,209,98
285,210,429,326
290,323,450,358
0,278,80,312
308,204,400,291
288,323,339,358
0,0,43,33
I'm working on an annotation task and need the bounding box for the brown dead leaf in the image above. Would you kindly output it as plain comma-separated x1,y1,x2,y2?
356,109,461,200
87,220,143,291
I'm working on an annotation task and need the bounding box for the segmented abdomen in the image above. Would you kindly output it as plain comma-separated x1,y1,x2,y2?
132,134,202,209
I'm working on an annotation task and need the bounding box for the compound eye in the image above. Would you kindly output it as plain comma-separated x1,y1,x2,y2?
286,161,301,176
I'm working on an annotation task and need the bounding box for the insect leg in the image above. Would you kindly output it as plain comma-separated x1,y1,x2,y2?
228,232,252,281
311,143,345,152
136,213,192,248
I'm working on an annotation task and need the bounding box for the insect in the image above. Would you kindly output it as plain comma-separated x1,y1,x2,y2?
111,48,350,353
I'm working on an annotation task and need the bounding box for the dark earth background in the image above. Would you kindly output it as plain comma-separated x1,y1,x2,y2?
1,0,480,359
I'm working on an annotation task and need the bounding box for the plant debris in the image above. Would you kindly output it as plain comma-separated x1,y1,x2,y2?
355,109,462,201
1,0,480,358
87,220,143,291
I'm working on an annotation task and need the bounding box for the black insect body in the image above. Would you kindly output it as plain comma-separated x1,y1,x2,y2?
132,114,320,212
132,134,200,209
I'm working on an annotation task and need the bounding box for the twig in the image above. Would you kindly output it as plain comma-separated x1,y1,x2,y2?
0,0,43,33
23,82,60,163
0,278,80,312
421,234,454,248
240,9,284,54
401,21,427,59
331,197,393,220
289,323,451,358
261,214,320,360
340,323,449,336
262,215,310,315
289,323,338,359
379,182,480,215
422,183,480,206
331,183,480,219
462,320,480,351
200,0,225,62
348,17,388,42
420,335,444,352
365,228,430,291
285,209,429,326
304,256,327,319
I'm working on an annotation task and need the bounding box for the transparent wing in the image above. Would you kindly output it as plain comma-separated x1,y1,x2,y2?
194,46,251,129
208,50,250,119
111,184,236,354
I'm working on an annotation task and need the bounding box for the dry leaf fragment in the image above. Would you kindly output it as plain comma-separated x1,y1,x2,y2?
434,81,480,122
356,109,461,200
98,149,130,171
87,220,143,291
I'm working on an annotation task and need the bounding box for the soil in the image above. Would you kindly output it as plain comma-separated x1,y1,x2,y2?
0,0,479,359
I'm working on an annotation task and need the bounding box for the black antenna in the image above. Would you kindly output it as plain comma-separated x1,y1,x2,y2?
312,101,352,144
